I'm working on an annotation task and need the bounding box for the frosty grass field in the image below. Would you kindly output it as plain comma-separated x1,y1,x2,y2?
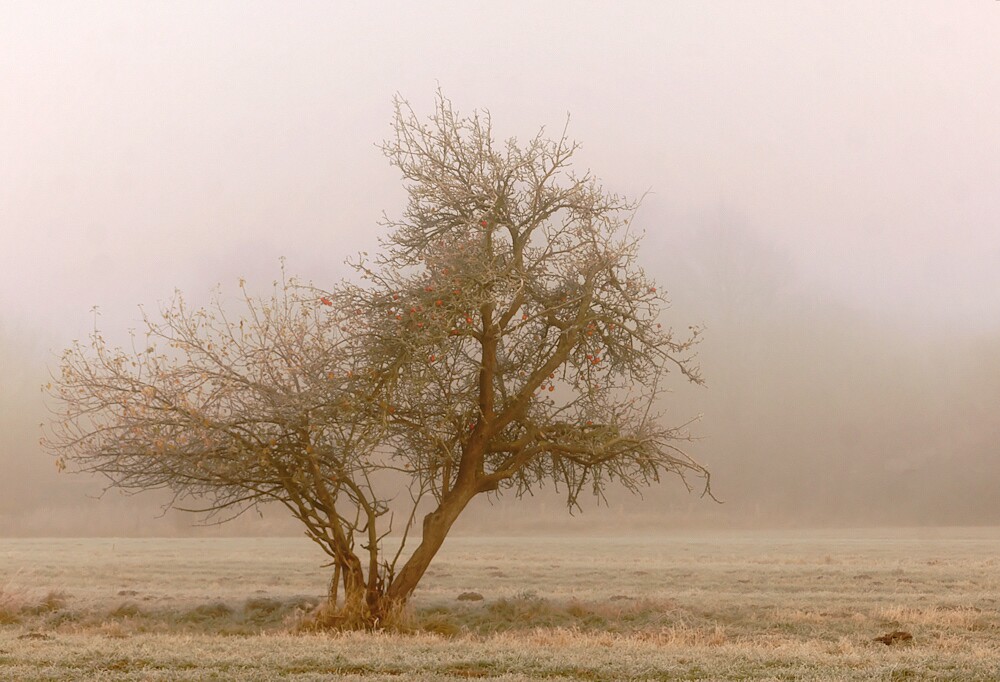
1,528,998,681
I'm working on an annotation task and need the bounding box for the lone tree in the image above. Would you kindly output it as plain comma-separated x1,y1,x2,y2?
45,94,710,628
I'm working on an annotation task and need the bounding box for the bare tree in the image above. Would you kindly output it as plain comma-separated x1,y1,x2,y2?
45,93,710,628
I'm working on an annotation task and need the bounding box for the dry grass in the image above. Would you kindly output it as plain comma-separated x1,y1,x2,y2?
0,581,26,625
0,574,69,625
1,529,999,680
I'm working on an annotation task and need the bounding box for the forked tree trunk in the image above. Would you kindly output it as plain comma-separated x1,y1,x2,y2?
317,552,375,629
315,483,477,629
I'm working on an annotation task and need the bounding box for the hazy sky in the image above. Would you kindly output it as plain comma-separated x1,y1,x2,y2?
3,1,999,343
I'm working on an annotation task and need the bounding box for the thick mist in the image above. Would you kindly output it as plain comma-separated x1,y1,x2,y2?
2,1,998,534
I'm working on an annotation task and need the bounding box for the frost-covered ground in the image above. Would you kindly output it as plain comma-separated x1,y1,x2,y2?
2,529,999,680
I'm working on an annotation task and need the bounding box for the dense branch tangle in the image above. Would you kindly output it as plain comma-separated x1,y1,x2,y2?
341,93,709,607
47,279,396,617
45,92,709,628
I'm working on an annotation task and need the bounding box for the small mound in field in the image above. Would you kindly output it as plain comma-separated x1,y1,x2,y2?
610,594,634,601
17,632,53,641
874,630,913,645
457,592,484,602
243,597,283,617
180,602,234,622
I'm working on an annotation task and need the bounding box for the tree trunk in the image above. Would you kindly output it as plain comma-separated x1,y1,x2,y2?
328,561,341,606
386,485,476,605
313,483,478,628
315,552,376,629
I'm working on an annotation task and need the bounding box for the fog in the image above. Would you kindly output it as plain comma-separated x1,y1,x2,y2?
2,1,998,535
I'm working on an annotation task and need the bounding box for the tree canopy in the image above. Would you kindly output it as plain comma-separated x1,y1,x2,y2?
45,93,709,628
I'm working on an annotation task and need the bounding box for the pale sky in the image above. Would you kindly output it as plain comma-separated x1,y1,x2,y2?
3,1,999,343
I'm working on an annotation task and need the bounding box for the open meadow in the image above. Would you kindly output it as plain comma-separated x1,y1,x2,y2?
1,528,999,680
